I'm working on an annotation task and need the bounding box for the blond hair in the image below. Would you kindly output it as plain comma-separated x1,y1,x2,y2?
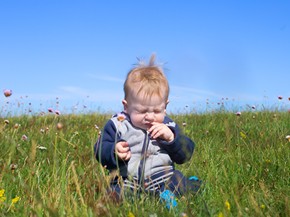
123,54,169,101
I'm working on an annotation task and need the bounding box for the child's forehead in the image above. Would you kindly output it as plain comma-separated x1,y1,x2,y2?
129,89,166,102
130,97,166,110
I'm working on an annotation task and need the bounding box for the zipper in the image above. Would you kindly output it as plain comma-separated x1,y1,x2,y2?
137,131,150,187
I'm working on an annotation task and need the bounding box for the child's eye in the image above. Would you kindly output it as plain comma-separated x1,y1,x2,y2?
154,110,162,114
136,110,147,114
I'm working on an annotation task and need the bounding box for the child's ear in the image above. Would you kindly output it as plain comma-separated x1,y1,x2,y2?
122,99,128,112
166,100,169,107
165,100,169,113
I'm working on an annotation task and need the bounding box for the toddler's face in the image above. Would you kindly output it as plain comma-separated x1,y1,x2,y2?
122,93,167,130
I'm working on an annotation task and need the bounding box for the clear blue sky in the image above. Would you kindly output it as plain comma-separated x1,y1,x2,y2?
1,1,289,115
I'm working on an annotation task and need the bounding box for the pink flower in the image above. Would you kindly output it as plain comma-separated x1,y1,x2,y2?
55,110,61,115
3,89,12,97
278,96,283,100
236,111,242,116
48,108,54,113
21,134,28,141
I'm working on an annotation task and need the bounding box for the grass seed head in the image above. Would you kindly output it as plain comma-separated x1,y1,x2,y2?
56,122,63,130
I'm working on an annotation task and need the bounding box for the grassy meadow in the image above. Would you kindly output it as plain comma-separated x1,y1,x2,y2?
0,102,289,216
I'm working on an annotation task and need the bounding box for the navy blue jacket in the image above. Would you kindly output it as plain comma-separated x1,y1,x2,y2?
95,112,195,191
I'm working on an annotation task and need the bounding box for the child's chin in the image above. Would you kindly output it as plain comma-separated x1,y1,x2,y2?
132,123,147,130
140,125,150,131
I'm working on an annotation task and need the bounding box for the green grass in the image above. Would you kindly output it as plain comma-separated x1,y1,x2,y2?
0,111,289,216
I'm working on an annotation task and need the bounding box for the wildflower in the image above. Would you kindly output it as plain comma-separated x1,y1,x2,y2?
37,146,47,150
21,134,28,141
10,164,17,170
128,211,135,217
288,97,290,101
4,119,9,124
225,200,230,211
235,111,241,116
218,212,224,217
182,122,187,127
7,196,21,211
14,123,20,129
48,108,54,113
117,113,126,122
94,124,99,130
11,196,20,204
0,189,5,197
55,110,61,115
265,159,271,164
251,105,256,110
286,135,290,142
240,131,247,139
278,96,283,100
260,204,265,209
0,189,6,203
3,89,12,97
40,128,45,133
0,195,6,203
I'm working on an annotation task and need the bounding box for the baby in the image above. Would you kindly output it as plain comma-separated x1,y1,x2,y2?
95,54,200,201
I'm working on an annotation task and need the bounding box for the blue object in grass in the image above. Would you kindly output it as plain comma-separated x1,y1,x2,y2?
189,176,199,181
159,190,178,209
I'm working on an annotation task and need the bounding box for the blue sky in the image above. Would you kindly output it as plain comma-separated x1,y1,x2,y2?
1,1,289,115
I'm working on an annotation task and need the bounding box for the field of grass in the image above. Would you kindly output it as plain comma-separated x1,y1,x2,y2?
0,108,289,216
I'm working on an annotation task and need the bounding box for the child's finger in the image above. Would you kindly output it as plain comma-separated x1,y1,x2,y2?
120,147,130,153
118,152,128,159
124,151,131,161
122,141,129,147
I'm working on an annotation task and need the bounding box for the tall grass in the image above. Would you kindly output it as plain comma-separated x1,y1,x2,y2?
0,110,289,216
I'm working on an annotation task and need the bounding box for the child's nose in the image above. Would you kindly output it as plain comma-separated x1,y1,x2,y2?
145,112,154,121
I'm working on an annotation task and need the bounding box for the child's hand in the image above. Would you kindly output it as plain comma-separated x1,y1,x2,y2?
148,122,174,142
115,141,131,161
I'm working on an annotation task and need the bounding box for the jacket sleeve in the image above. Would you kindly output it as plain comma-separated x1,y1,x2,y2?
94,120,124,170
158,117,195,164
